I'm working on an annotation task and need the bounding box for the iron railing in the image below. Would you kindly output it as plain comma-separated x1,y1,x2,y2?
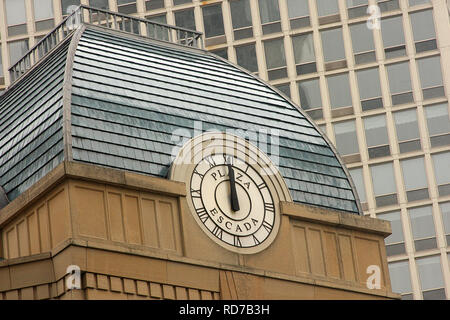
9,5,203,83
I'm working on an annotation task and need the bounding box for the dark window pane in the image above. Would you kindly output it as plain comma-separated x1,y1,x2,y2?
258,0,280,24
236,44,258,72
394,109,420,142
264,38,286,69
211,48,228,60
90,0,109,9
203,4,225,38
387,62,412,95
8,39,29,65
410,10,435,42
146,0,164,10
423,288,446,300
386,243,406,256
230,0,252,29
349,22,374,53
328,73,352,109
292,33,315,64
409,206,436,241
357,68,381,100
334,120,359,155
275,83,291,98
317,0,339,16
174,9,196,31
61,0,80,15
298,78,321,110
371,162,397,196
321,28,345,62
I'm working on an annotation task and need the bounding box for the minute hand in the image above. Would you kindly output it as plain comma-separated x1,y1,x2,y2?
227,164,240,212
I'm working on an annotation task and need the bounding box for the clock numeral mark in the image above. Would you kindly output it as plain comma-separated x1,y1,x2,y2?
204,156,216,168
196,207,209,223
264,203,275,213
212,225,223,239
244,165,249,173
191,188,201,198
257,182,267,190
234,236,242,247
252,234,260,245
193,169,204,179
223,154,233,165
262,221,273,233
236,172,243,182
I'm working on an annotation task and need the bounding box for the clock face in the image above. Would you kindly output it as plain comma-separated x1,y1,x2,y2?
169,132,292,254
189,154,276,251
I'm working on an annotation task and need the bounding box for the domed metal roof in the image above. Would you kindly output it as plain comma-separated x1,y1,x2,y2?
0,18,362,214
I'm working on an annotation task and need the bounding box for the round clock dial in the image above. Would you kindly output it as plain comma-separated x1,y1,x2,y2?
170,132,292,254
189,154,275,250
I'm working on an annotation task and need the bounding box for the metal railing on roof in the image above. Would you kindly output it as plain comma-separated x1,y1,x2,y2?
8,5,204,84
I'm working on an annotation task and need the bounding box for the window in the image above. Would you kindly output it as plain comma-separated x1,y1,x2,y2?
334,120,359,158
347,0,368,19
349,168,367,207
409,0,430,7
378,211,405,256
274,83,291,98
286,0,310,29
410,10,437,53
235,44,258,73
370,162,398,207
90,0,109,10
394,108,421,153
321,28,347,70
34,0,54,32
327,73,353,116
317,0,340,24
258,0,281,34
381,15,406,59
264,38,287,80
230,0,253,40
364,115,391,158
146,0,164,11
432,152,450,197
349,22,376,65
416,256,446,300
203,4,225,39
8,39,29,66
174,9,196,31
417,56,445,100
6,0,27,36
377,0,400,12
424,103,450,148
146,14,169,41
401,157,429,202
297,78,322,120
356,68,383,111
211,48,228,60
173,0,191,6
291,33,316,75
388,261,413,299
440,202,450,246
61,0,80,15
386,62,414,105
117,0,137,14
409,205,437,251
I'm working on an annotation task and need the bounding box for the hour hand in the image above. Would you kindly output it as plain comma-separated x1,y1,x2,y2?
227,164,240,212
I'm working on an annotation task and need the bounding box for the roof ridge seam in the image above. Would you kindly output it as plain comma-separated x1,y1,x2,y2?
62,25,86,162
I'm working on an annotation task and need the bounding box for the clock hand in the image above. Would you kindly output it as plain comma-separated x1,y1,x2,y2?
227,163,240,212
